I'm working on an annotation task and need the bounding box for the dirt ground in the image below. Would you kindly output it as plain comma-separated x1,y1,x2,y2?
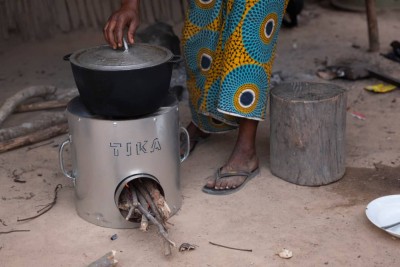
1,1,400,266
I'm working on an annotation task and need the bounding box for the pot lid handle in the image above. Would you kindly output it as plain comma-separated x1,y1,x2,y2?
123,37,129,52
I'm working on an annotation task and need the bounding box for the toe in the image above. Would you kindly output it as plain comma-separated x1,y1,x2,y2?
204,175,216,189
227,176,246,189
216,178,229,190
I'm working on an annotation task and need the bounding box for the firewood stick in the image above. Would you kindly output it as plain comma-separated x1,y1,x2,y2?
0,123,68,153
136,189,173,256
143,180,171,221
134,189,176,248
131,186,139,206
134,181,165,227
0,85,57,126
0,112,67,142
140,214,149,232
87,250,118,267
163,239,172,257
15,99,69,113
125,206,134,221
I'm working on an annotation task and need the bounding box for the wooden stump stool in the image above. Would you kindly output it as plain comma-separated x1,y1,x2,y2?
270,82,347,186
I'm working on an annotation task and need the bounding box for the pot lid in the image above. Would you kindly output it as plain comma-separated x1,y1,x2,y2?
69,43,173,71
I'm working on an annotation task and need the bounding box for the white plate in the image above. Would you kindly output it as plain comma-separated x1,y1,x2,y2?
366,195,400,238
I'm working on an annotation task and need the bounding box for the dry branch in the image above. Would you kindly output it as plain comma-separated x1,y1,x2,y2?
135,189,175,251
0,112,67,142
0,229,30,235
0,85,57,126
15,99,69,113
17,184,63,222
0,123,68,153
209,241,253,252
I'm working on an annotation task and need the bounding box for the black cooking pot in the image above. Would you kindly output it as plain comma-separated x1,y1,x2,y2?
65,43,179,118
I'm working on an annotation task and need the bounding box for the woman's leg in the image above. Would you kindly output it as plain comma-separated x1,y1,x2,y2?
204,118,259,190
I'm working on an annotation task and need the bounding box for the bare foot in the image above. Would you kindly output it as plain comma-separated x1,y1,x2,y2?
204,144,259,190
204,118,259,192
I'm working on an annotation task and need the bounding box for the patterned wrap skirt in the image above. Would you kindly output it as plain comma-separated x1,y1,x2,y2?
182,0,288,133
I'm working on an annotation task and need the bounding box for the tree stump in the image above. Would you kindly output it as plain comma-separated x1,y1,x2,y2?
270,82,347,186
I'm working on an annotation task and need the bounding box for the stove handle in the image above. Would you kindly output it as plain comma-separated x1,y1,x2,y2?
180,126,190,163
59,137,76,183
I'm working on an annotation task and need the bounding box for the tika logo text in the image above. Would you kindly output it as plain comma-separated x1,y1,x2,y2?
109,138,162,157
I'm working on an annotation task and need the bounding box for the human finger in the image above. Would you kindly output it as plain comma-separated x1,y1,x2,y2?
127,19,139,44
104,19,118,49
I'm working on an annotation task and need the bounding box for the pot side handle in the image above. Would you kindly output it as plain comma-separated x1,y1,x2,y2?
59,137,76,184
169,55,183,64
180,126,190,163
63,53,72,61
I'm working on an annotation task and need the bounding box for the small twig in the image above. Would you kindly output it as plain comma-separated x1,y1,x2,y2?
36,202,53,213
0,230,30,235
26,140,54,151
209,241,253,252
17,184,63,222
135,189,176,248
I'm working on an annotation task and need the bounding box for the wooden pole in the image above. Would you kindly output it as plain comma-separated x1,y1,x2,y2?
365,0,379,52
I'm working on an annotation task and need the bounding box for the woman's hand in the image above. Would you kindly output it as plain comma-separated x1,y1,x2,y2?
103,0,140,49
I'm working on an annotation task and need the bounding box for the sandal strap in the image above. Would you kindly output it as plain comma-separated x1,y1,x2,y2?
216,167,253,180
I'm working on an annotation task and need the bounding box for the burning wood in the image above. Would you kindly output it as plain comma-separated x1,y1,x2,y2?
118,179,175,256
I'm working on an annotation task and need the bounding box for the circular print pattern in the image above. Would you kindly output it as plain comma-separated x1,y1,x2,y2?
219,64,268,116
260,13,278,44
221,1,246,47
234,84,259,113
242,0,285,63
198,48,213,73
184,30,219,88
189,0,222,27
184,30,218,73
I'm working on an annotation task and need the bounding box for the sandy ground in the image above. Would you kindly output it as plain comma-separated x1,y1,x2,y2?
1,2,400,266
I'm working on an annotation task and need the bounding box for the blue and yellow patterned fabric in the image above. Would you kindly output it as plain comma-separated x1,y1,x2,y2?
182,0,288,133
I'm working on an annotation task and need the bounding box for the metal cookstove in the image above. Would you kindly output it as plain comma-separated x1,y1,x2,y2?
59,94,189,229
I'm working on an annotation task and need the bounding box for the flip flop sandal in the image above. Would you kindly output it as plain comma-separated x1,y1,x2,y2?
202,167,260,195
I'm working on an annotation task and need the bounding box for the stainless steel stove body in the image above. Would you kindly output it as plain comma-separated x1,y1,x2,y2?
59,96,188,228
